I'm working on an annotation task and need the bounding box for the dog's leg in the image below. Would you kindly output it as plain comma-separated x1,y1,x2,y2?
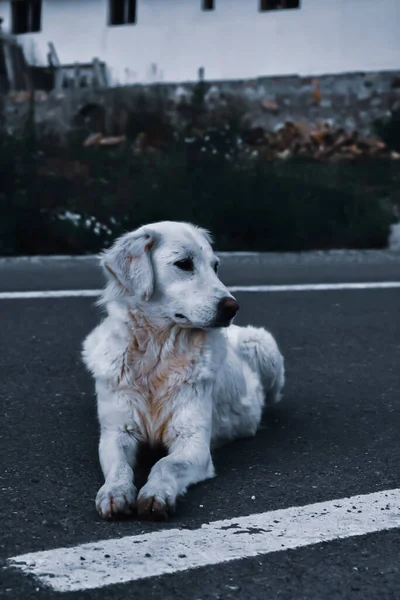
95,428,138,519
136,432,214,520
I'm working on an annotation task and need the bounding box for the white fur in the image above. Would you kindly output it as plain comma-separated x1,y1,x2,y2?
82,221,285,520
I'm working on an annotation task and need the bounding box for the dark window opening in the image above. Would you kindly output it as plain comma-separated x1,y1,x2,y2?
260,0,300,11
12,0,42,34
202,0,215,11
109,0,137,26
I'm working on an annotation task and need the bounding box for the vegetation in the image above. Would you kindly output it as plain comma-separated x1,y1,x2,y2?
0,92,398,256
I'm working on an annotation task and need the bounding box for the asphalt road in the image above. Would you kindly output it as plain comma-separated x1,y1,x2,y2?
1,249,400,291
0,253,399,599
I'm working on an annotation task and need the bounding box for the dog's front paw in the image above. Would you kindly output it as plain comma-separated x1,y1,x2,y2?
96,481,137,519
136,485,176,521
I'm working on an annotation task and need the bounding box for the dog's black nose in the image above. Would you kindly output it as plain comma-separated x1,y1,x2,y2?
215,297,240,326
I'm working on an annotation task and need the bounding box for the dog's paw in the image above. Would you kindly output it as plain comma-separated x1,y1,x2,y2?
136,485,176,521
96,481,137,519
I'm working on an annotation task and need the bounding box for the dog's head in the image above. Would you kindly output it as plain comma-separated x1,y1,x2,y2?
100,221,239,329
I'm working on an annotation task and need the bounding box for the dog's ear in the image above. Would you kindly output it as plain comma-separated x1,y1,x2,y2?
100,229,157,302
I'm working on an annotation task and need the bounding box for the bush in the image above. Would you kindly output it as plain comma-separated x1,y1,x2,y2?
0,110,397,256
374,109,400,152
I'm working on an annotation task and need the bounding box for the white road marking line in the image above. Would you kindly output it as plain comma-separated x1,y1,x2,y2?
0,252,261,263
0,290,102,299
8,488,400,592
229,282,400,292
1,282,400,300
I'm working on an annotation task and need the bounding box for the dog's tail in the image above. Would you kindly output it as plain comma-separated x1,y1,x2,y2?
236,326,285,405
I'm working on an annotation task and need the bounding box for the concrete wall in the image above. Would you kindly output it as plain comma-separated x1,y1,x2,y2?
0,0,399,84
5,70,400,139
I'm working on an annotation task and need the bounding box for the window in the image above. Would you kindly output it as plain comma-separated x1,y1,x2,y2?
109,0,137,26
202,0,215,11
11,0,42,34
260,0,300,11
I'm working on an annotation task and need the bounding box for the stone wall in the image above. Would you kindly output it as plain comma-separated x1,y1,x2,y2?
4,70,400,138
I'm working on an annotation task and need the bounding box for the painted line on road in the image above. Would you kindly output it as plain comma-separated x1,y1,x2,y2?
1,281,400,300
0,290,102,299
7,488,400,592
229,282,400,292
0,252,261,264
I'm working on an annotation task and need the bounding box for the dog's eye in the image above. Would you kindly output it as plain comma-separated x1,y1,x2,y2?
174,258,194,272
213,263,219,273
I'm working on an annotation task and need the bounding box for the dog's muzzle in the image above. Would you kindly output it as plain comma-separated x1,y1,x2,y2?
211,297,240,327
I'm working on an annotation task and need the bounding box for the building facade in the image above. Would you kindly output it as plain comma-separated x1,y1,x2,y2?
0,0,399,85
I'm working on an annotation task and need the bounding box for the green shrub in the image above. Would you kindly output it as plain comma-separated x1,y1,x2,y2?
0,114,397,255
374,109,400,152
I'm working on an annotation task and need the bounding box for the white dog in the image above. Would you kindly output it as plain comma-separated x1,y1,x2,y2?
82,221,285,520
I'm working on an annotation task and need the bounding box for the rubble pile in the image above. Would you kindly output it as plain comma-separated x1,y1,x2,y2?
245,121,400,161
82,120,400,162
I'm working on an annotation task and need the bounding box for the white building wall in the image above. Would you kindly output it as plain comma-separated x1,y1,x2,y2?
0,0,399,85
